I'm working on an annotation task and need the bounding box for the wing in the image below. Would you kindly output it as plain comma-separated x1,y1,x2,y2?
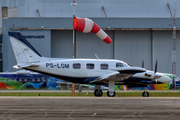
90,67,146,84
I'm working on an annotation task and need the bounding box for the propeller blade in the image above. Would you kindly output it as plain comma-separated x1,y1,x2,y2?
154,59,158,80
155,60,157,73
142,60,144,68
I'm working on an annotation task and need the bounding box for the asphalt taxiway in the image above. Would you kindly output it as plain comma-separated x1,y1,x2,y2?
0,97,180,120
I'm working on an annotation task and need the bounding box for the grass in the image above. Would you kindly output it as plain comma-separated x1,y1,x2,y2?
0,91,180,97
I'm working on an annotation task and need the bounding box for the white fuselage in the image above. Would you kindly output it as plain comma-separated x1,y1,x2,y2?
25,58,171,84
27,58,123,77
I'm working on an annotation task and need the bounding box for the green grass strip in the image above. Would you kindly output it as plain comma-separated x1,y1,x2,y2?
0,92,180,97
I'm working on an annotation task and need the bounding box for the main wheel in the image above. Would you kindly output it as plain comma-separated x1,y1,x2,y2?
142,91,149,97
107,91,116,97
94,89,103,97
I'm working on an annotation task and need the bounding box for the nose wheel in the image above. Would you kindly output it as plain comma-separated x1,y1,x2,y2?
142,91,149,97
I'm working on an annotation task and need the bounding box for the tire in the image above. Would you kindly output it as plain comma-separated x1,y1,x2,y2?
94,89,103,97
142,91,149,97
107,91,116,97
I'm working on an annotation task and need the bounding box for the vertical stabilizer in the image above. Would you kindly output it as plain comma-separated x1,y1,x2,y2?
8,32,42,65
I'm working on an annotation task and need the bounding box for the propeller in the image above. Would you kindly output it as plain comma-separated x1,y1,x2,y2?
154,59,157,73
142,60,144,68
154,60,161,83
154,60,157,83
144,60,161,83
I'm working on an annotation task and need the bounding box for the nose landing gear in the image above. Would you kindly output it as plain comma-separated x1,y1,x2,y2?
142,91,149,97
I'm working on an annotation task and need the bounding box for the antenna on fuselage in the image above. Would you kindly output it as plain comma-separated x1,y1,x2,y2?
95,54,99,59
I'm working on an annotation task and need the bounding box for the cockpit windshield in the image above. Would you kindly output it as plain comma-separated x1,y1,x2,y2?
116,62,130,68
123,63,130,67
116,63,124,68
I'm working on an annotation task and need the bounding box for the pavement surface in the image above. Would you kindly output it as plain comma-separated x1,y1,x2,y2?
0,97,180,120
0,90,180,92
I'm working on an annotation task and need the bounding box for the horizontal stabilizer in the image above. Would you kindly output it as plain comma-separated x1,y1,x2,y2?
13,64,39,69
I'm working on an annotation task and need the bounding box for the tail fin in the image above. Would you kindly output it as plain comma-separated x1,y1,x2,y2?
8,32,42,65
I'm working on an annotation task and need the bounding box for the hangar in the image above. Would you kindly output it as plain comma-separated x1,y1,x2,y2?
1,0,180,76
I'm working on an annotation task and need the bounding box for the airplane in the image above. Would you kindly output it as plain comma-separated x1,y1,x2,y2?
8,31,171,97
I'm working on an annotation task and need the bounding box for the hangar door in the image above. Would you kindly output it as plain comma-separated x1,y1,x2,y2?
114,30,152,70
76,30,114,59
51,30,113,59
51,30,73,58
153,30,180,75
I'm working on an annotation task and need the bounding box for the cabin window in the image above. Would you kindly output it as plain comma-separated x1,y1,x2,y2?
86,63,94,69
101,63,108,70
73,63,81,69
116,63,124,68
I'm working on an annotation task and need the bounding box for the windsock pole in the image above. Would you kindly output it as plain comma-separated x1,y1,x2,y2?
71,1,77,97
71,1,77,59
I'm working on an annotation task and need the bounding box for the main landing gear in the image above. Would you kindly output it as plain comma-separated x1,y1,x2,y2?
94,85,103,97
94,81,116,97
94,89,103,97
142,91,149,97
107,91,116,97
107,81,116,97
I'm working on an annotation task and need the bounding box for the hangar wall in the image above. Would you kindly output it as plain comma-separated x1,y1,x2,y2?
51,31,73,58
1,0,180,18
76,31,114,59
2,18,180,76
114,31,152,70
50,30,180,75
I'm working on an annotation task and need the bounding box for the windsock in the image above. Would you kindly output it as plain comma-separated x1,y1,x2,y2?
73,17,112,44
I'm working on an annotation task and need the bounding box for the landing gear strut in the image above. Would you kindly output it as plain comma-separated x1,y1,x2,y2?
107,81,116,97
94,85,103,97
142,91,149,97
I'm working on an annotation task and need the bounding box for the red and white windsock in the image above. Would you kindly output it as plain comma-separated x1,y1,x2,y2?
73,17,112,44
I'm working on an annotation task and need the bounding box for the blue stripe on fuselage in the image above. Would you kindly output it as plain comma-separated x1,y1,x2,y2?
84,77,99,82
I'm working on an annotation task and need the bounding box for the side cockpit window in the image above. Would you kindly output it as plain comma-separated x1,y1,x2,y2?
116,63,124,68
87,63,94,69
73,63,81,69
101,63,108,70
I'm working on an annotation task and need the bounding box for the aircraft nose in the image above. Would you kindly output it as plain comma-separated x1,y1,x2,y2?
157,73,172,83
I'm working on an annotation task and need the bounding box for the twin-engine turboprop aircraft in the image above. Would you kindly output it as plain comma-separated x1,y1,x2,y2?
8,32,171,97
